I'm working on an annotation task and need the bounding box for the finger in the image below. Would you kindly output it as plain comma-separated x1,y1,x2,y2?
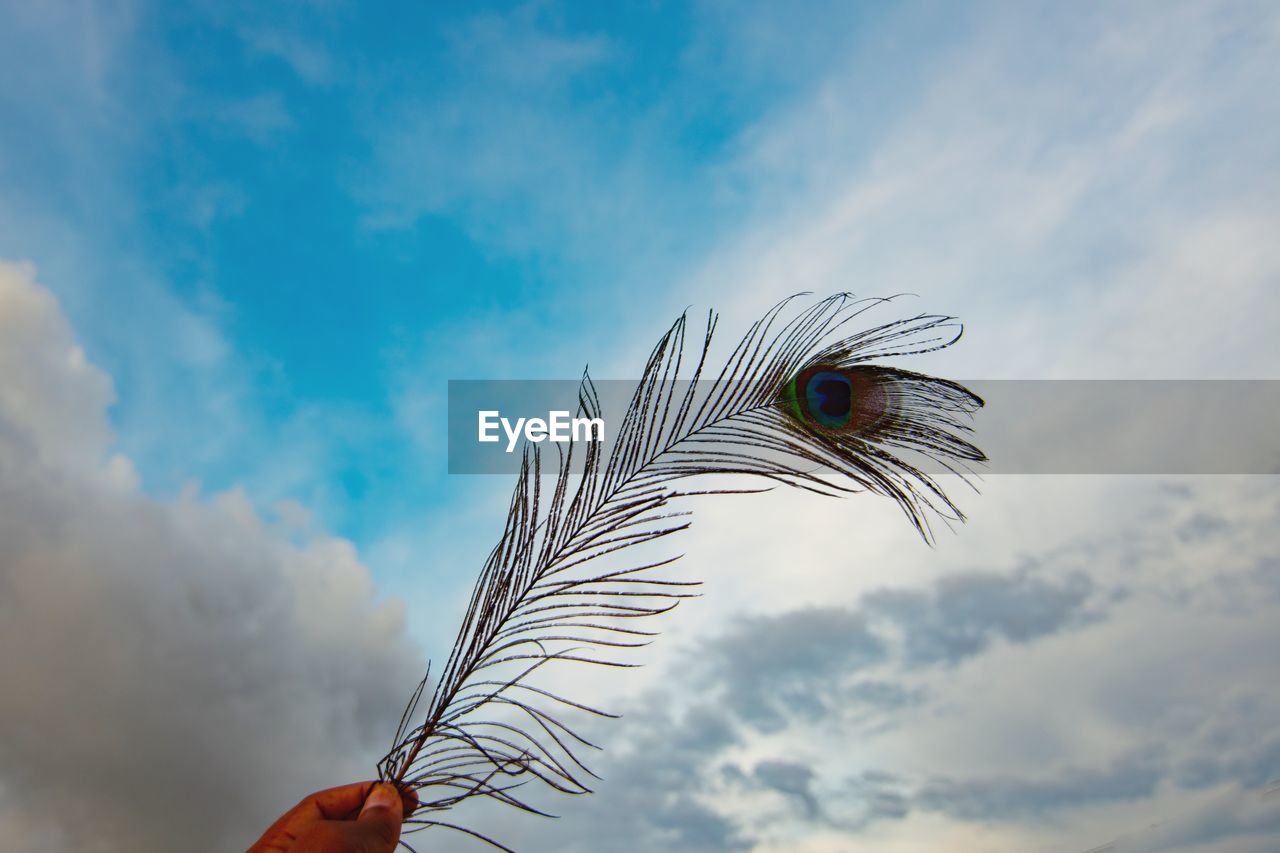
308,780,379,820
247,785,366,851
351,782,405,849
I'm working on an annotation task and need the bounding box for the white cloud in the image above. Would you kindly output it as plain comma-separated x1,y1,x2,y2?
0,261,424,851
0,260,114,468
675,0,1280,380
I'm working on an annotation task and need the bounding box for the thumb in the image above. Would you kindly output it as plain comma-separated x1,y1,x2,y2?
351,782,405,851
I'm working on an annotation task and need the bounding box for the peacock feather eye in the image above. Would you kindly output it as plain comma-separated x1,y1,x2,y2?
783,364,891,434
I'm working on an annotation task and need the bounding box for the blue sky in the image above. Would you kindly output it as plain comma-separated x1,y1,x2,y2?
2,1,962,552
2,1,1280,851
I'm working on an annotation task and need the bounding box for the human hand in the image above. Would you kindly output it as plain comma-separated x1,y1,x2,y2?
249,781,418,853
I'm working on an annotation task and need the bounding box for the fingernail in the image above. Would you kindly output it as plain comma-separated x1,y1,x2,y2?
362,783,402,816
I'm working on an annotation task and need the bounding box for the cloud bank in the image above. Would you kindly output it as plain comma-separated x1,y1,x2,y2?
480,476,1280,852
0,261,423,851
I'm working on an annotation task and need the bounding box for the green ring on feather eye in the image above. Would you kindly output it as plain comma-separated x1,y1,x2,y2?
785,365,856,430
782,372,804,423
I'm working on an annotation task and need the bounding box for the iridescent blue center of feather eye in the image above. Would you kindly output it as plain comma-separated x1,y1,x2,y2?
804,371,854,428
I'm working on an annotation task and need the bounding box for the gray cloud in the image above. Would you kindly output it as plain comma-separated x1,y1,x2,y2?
486,547,1110,849
691,564,1102,737
701,607,887,732
915,751,1164,821
0,263,424,851
1176,511,1229,544
1176,738,1280,792
752,760,819,819
865,565,1099,667
844,679,927,712
1105,786,1280,853
493,695,750,853
1253,556,1280,600
846,770,912,825
1173,689,1280,792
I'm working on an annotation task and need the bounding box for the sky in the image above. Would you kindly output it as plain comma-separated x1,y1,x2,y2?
1,0,1278,851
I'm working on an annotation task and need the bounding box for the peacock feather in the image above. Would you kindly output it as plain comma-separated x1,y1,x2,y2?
376,293,985,850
